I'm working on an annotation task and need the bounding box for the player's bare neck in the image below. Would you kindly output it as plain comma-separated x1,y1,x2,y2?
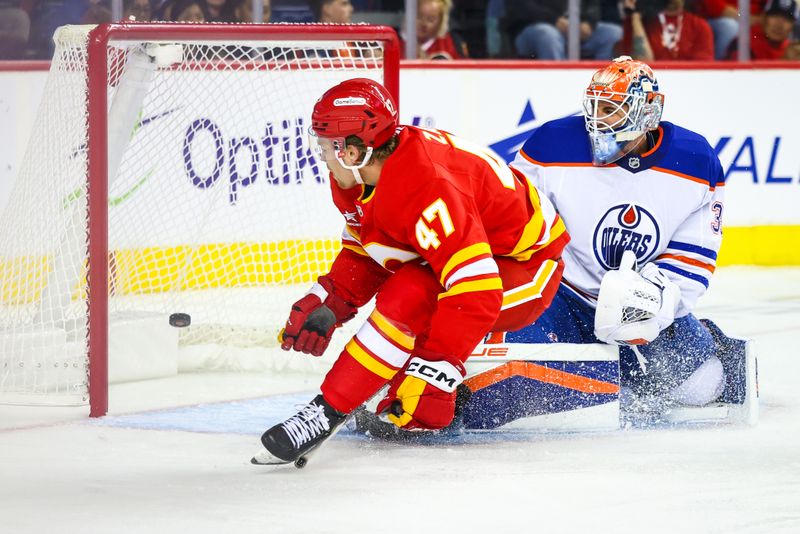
359,160,384,186
331,170,359,189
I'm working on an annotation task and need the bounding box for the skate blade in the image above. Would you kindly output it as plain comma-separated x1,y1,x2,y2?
250,448,314,468
251,448,291,466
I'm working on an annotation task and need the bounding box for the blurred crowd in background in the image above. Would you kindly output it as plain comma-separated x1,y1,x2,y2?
0,0,798,60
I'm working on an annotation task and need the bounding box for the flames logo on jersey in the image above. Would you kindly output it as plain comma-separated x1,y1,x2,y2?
592,203,660,270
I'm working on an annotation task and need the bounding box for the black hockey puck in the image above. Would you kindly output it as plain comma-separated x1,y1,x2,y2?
169,313,191,328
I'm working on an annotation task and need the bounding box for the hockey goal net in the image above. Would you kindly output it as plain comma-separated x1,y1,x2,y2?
0,23,400,416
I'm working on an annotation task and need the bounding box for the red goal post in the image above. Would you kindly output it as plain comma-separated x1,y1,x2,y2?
0,23,400,417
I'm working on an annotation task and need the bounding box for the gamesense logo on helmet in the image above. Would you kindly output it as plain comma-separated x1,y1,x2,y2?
592,203,660,270
333,97,367,106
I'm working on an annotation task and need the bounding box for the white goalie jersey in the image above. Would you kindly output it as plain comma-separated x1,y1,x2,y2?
510,116,725,318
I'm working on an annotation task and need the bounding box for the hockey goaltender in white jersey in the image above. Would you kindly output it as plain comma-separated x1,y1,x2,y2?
501,56,757,426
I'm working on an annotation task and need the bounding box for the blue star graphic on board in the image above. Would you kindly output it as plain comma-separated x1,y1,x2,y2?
489,101,580,164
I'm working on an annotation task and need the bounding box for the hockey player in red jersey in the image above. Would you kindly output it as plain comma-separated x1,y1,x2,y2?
253,78,569,466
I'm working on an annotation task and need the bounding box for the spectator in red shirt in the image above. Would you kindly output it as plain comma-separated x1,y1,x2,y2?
693,0,766,59
620,0,714,60
729,0,799,59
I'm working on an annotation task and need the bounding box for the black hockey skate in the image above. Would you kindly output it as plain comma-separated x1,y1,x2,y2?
251,394,348,468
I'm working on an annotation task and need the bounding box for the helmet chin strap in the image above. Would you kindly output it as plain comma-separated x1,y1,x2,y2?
350,167,364,185
335,147,374,185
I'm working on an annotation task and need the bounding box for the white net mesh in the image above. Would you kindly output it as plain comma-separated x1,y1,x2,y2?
0,24,393,406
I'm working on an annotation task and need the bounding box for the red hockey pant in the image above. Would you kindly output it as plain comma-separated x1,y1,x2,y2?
321,257,564,413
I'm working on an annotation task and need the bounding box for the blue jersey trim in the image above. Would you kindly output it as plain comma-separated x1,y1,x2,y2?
653,123,723,189
666,240,718,261
656,262,710,288
519,116,593,164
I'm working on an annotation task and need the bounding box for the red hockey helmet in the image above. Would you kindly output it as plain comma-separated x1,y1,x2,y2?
311,78,398,149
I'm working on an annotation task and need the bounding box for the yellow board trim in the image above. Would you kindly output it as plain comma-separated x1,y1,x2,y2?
0,255,51,305
0,239,341,304
369,309,415,351
345,338,397,380
718,226,800,266
440,242,492,286
4,226,798,305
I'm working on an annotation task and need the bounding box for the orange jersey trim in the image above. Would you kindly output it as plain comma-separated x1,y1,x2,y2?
519,137,723,191
650,166,723,191
517,150,601,168
639,126,664,158
656,253,716,273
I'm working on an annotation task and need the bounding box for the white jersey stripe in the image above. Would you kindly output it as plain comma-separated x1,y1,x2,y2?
444,257,499,290
354,320,412,369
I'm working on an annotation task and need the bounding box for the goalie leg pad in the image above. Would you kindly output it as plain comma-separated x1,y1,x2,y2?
619,313,716,397
460,356,620,430
668,356,725,406
661,321,758,426
700,319,758,407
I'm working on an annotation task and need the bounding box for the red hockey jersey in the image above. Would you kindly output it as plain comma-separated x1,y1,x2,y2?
327,126,568,360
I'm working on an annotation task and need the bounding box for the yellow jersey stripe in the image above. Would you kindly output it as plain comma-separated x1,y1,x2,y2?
501,259,557,308
342,243,370,256
344,225,362,243
511,218,567,262
535,216,566,248
440,242,493,286
509,178,546,257
345,338,397,380
369,309,415,351
438,277,503,300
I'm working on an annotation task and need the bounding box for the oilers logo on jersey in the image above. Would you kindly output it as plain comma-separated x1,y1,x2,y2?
592,203,660,270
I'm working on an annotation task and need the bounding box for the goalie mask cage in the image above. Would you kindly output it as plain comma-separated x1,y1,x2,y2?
0,23,400,416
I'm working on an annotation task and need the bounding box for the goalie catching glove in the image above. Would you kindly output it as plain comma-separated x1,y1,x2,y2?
376,349,466,430
594,250,681,345
280,276,357,356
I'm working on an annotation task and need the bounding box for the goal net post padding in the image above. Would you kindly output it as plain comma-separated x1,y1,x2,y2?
0,23,400,416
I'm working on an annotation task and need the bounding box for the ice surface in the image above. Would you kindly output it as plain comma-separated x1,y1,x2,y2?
2,267,799,533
